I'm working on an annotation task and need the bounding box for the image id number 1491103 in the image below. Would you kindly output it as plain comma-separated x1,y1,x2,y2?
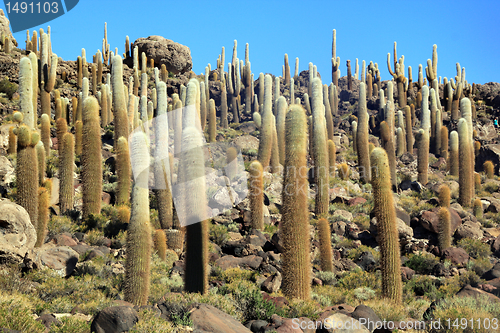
5,2,59,14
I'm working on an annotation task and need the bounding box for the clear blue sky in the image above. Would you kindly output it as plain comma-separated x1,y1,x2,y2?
2,0,499,84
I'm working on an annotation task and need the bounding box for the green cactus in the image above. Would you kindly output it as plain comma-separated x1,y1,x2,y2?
257,74,273,170
181,126,210,294
484,160,494,179
380,121,397,190
439,184,451,208
318,218,334,272
208,99,216,142
81,96,102,219
328,139,336,179
124,130,152,306
370,147,402,305
111,55,130,150
311,77,329,217
473,198,483,219
440,126,449,160
16,125,39,229
153,229,167,261
357,82,371,183
59,132,74,214
458,119,472,207
438,207,452,251
449,130,458,176
416,129,429,185
249,160,264,231
19,57,35,129
281,104,311,300
276,96,287,166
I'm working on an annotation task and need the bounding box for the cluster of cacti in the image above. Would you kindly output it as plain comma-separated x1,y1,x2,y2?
281,104,311,300
370,147,402,305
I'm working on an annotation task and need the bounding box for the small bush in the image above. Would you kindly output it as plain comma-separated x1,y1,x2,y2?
337,268,380,290
130,308,176,332
404,252,439,275
47,216,78,238
457,238,491,259
353,287,376,300
210,223,229,246
0,77,18,99
315,271,337,286
404,275,441,300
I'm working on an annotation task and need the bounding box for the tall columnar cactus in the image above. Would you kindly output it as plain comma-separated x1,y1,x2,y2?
270,115,281,174
331,29,340,87
208,99,216,142
438,207,451,251
458,118,472,207
473,198,483,219
311,77,329,217
380,121,397,190
281,104,311,300
356,82,371,183
318,218,334,272
439,184,451,208
125,131,152,306
449,130,459,176
153,229,167,261
36,141,45,186
35,187,49,247
257,74,273,169
59,133,74,214
438,125,448,159
451,82,463,121
484,161,495,179
181,126,209,294
352,120,358,154
115,136,131,207
19,57,35,129
56,117,67,156
249,160,264,231
396,127,405,157
7,126,16,154
111,55,129,150
460,98,475,200
387,43,407,107
220,79,228,128
16,125,39,228
323,84,334,141
81,97,102,219
226,147,238,181
416,129,429,185
328,140,336,179
276,96,288,166
370,147,402,305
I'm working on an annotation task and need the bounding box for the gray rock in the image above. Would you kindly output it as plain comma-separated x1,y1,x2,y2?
33,245,79,277
370,217,413,238
90,306,138,333
0,199,36,264
261,272,282,293
215,255,263,270
132,36,192,74
190,303,252,333
455,220,484,240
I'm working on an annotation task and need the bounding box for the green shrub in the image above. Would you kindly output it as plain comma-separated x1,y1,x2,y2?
47,216,78,238
210,223,229,246
353,287,376,300
403,275,441,300
0,77,18,99
337,268,380,290
130,308,176,332
404,252,439,275
0,299,45,332
315,271,337,286
48,315,92,333
457,238,491,259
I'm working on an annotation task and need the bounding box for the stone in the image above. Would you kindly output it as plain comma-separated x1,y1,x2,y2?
370,217,413,238
454,220,484,240
261,272,282,293
0,155,14,186
0,11,17,50
347,197,366,206
51,233,78,247
35,313,61,330
455,284,500,303
320,312,370,332
215,255,263,270
190,303,252,333
401,266,415,282
34,245,79,276
90,306,138,333
482,262,500,280
355,251,377,272
350,304,382,332
132,36,192,74
332,209,353,222
419,208,462,234
0,199,36,264
441,247,469,266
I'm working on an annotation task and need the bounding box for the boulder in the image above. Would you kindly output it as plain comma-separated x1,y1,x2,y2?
441,247,469,266
0,155,14,186
454,220,484,240
419,208,462,234
320,312,370,332
215,255,263,270
32,244,79,277
261,272,282,293
370,217,413,238
132,36,192,74
350,305,382,332
90,306,138,333
190,303,252,333
0,199,36,264
455,284,500,303
0,10,17,50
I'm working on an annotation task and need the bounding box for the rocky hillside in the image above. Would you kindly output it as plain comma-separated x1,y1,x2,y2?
1,20,500,333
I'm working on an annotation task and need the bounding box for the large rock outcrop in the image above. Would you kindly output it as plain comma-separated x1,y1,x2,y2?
0,198,36,264
132,36,192,74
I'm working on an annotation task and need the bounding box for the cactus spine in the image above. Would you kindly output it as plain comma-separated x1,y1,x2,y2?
281,104,311,300
438,207,452,251
370,147,402,305
59,133,74,214
318,218,334,272
357,82,371,183
16,125,39,228
458,119,472,207
249,160,264,231
81,97,102,219
124,131,152,306
311,77,329,217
